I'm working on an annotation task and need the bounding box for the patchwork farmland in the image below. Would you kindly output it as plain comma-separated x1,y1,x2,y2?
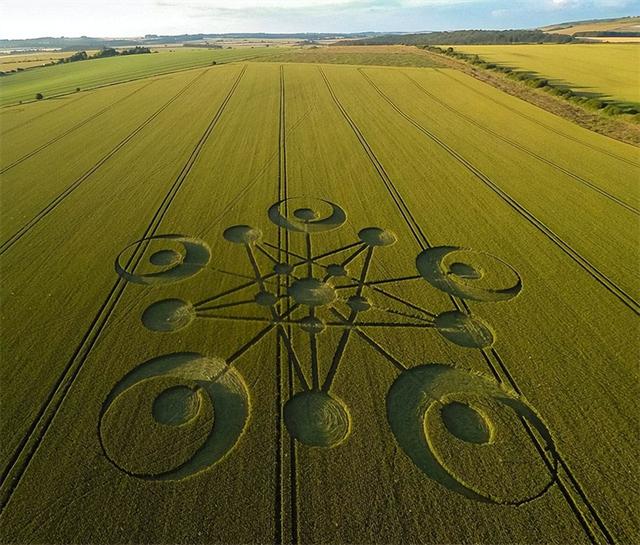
0,57,638,544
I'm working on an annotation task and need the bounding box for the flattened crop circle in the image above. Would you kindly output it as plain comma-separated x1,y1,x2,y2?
386,364,557,505
416,246,522,302
289,277,336,308
284,391,351,447
268,197,346,234
142,299,195,332
116,235,210,286
434,311,494,349
99,352,250,480
223,225,263,245
358,227,397,247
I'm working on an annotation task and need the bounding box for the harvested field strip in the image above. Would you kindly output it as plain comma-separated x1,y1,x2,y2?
318,65,610,545
0,65,247,514
255,45,442,68
359,68,640,307
395,70,638,215
434,68,640,168
0,80,156,174
0,71,206,254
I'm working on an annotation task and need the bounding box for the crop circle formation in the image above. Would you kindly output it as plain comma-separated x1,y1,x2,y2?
99,352,249,480
111,198,538,503
387,364,556,505
115,235,211,285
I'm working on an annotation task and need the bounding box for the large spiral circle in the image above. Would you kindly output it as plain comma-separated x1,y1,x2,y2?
386,364,557,505
99,352,249,480
268,198,346,234
416,246,522,302
115,235,211,285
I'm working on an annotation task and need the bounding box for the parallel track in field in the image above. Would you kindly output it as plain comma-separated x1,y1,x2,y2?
0,79,156,174
0,65,247,516
361,69,639,317
434,67,640,169
0,70,206,255
275,63,300,545
321,64,615,545
395,69,638,215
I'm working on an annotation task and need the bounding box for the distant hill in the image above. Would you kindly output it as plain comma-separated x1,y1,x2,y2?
0,32,384,52
339,29,574,46
540,16,640,36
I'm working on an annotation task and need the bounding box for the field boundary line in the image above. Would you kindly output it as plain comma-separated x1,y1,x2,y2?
0,71,206,255
433,68,640,168
321,64,613,545
360,69,639,317
1,93,90,135
0,53,272,109
0,65,247,516
0,79,157,175
0,61,214,109
394,69,639,216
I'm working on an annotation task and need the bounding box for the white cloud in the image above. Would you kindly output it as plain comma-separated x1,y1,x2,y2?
548,0,582,8
2,0,639,39
155,0,483,10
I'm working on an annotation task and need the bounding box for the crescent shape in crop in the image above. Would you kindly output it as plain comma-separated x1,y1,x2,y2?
386,364,557,505
268,197,347,234
115,234,211,285
416,246,522,302
99,352,249,480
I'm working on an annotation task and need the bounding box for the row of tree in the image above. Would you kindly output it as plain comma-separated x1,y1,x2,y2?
58,46,152,64
574,31,640,37
340,29,574,46
424,45,638,118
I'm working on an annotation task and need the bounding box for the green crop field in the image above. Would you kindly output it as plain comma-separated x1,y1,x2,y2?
0,55,639,545
0,47,281,106
453,43,640,105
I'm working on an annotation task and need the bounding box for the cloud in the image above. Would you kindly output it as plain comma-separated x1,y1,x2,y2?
2,0,639,39
548,0,582,8
545,0,636,8
154,0,485,12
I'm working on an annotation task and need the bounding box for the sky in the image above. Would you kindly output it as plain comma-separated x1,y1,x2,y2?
1,0,639,39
